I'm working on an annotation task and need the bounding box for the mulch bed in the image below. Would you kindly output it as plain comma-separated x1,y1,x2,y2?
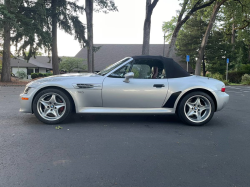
0,76,31,86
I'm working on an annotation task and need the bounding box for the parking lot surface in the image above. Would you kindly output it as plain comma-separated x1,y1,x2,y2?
0,86,250,187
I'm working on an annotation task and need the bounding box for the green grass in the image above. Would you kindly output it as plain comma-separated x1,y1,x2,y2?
228,83,243,86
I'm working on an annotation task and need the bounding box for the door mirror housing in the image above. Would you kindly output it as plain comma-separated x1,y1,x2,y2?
123,72,134,83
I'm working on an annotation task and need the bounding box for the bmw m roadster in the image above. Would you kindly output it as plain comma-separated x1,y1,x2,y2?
20,56,229,126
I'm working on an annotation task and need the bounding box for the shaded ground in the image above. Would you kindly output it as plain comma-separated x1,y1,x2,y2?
0,86,250,187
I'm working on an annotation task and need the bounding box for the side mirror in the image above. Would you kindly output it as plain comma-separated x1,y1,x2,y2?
123,72,134,83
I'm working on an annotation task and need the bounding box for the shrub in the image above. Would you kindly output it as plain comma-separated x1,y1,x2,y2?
31,73,53,79
241,74,250,85
238,64,250,72
228,71,249,83
31,73,38,79
205,72,212,78
16,71,27,79
45,73,53,77
211,73,223,81
222,80,229,85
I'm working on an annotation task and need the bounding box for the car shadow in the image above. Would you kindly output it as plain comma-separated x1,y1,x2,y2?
62,113,185,127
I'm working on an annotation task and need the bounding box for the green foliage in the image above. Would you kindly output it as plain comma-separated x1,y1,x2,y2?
162,16,177,43
174,0,250,74
31,73,53,79
241,74,250,85
16,70,27,79
228,71,250,83
131,67,140,78
59,57,87,73
94,0,118,13
211,72,224,81
223,80,230,85
176,9,208,70
238,64,250,72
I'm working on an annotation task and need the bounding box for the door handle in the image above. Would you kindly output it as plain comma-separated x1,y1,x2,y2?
153,84,165,88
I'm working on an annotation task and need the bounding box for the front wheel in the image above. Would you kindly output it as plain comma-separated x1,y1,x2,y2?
177,92,215,126
33,88,72,124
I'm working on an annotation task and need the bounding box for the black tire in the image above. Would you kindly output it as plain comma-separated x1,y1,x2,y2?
33,88,72,124
177,91,215,126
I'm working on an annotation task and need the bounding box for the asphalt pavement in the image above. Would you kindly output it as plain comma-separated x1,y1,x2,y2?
0,86,250,187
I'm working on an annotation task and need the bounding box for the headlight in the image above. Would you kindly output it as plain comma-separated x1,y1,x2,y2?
24,87,31,94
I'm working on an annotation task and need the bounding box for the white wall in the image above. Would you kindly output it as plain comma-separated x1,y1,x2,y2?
39,68,46,73
12,68,27,77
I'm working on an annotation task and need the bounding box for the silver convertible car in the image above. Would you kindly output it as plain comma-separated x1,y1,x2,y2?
20,56,229,126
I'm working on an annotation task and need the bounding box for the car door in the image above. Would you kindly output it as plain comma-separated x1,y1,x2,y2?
102,59,169,108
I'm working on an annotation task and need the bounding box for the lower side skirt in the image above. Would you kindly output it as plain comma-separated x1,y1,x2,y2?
77,107,175,114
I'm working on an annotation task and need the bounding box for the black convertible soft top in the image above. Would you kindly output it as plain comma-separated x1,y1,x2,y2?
132,56,190,79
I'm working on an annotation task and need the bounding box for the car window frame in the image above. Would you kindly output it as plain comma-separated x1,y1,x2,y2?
104,57,134,77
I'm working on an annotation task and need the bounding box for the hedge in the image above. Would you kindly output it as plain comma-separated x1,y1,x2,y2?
228,71,250,83
31,73,53,79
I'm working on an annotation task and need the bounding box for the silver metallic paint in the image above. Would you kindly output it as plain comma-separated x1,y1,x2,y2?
20,57,229,115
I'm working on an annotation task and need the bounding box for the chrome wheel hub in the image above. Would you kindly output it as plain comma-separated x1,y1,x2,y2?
37,93,66,121
184,95,211,123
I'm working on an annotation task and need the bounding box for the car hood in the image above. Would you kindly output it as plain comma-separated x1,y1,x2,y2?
27,73,105,88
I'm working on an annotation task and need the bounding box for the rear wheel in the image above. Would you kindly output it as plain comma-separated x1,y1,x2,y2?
177,91,215,126
33,88,72,124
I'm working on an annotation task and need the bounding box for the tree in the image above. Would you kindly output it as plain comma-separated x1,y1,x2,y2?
85,0,94,73
0,0,52,82
1,0,14,82
142,0,159,55
47,0,87,75
195,0,228,75
59,57,87,73
85,0,117,72
164,0,216,58
175,9,208,72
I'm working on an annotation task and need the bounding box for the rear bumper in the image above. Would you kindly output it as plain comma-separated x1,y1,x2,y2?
213,91,229,111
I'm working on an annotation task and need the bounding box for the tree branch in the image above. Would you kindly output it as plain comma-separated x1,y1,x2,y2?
180,0,216,26
177,0,189,23
196,0,216,10
150,0,159,10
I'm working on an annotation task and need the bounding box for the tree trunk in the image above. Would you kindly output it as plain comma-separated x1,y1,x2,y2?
166,23,182,58
86,0,94,73
142,0,152,55
51,0,59,75
231,23,235,51
142,0,159,55
1,0,11,82
195,1,222,75
248,45,250,62
202,55,206,76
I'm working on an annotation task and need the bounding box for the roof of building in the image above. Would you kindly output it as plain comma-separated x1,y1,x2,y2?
0,57,38,68
75,44,194,73
28,56,53,69
7,56,53,69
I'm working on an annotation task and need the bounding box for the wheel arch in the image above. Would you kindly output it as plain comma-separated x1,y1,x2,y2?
32,86,76,113
175,88,217,113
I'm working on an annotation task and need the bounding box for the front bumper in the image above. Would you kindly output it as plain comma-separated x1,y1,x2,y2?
213,91,229,111
19,87,37,113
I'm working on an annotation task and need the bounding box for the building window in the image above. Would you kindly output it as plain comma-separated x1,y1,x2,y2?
27,68,34,75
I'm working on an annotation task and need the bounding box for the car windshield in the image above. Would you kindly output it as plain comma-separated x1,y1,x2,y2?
97,57,131,76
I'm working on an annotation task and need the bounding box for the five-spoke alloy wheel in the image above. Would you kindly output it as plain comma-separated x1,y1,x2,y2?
177,91,215,126
33,88,72,124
